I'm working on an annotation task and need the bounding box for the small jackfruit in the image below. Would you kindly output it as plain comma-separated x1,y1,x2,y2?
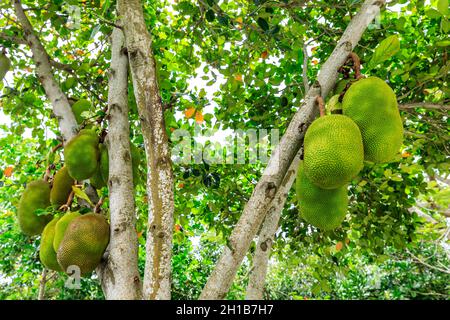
57,213,110,275
50,166,74,207
17,180,53,236
71,99,92,125
39,217,62,271
130,144,142,184
342,76,403,163
64,130,99,181
53,211,81,252
303,114,364,189
0,53,11,82
99,143,109,183
296,161,348,231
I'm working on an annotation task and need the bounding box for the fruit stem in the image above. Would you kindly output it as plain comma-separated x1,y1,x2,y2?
348,52,363,80
59,190,74,212
43,164,55,183
316,96,326,117
51,142,63,153
94,196,104,213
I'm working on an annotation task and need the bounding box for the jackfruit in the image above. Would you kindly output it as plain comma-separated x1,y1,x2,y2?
342,76,403,163
0,53,11,82
50,166,74,207
98,143,142,186
39,217,62,271
64,130,99,181
296,161,348,231
303,114,364,189
99,143,109,183
130,144,142,184
71,99,92,125
57,213,110,275
53,211,81,252
17,180,53,236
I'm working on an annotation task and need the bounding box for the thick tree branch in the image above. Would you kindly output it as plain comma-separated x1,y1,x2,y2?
13,0,77,143
200,0,386,300
246,150,301,299
97,27,142,300
399,103,449,110
117,0,174,300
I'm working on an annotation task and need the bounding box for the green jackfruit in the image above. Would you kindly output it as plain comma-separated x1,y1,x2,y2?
342,76,403,163
17,180,53,236
0,53,11,82
99,143,109,183
304,114,364,189
50,166,74,207
130,144,142,184
57,213,110,275
39,217,62,271
53,211,81,252
64,130,99,181
98,143,142,186
71,99,92,125
296,161,348,231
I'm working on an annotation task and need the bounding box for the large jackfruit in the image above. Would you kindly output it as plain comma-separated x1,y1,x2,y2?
71,99,92,125
303,114,364,189
50,166,74,207
53,211,81,252
0,53,11,82
342,76,403,163
17,180,53,236
296,161,348,231
39,217,62,271
64,130,99,181
57,213,110,275
99,143,109,183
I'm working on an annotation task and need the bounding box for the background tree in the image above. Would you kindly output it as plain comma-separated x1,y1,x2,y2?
0,0,448,300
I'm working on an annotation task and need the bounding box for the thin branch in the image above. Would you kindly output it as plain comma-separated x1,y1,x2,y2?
302,43,309,91
399,103,449,111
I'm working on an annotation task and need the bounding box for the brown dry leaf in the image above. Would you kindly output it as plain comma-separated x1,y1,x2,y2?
336,241,343,251
234,74,243,82
185,107,196,119
195,110,204,124
261,50,269,59
3,166,13,177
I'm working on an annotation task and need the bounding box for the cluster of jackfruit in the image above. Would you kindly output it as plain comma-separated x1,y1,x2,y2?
17,174,110,275
296,76,403,230
40,212,110,275
64,128,142,187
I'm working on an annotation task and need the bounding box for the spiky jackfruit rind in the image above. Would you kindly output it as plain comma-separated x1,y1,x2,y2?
57,213,110,275
296,162,348,231
17,180,53,236
64,131,99,181
71,99,92,125
99,143,109,183
0,53,11,82
303,114,364,189
39,217,62,271
53,211,81,252
342,76,403,163
50,166,74,207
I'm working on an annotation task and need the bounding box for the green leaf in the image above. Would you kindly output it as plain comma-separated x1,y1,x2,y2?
71,186,93,206
437,0,448,16
369,35,400,68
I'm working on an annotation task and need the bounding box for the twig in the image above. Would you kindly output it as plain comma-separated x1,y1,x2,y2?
59,190,74,212
302,43,309,91
38,268,47,300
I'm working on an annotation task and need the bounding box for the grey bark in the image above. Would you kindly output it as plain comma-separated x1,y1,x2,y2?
13,0,77,143
200,0,386,300
96,27,142,300
117,0,174,300
245,151,301,300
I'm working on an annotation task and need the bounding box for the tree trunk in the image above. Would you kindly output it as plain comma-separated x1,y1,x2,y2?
245,151,301,300
96,27,142,300
117,0,174,300
13,0,77,143
200,0,386,300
